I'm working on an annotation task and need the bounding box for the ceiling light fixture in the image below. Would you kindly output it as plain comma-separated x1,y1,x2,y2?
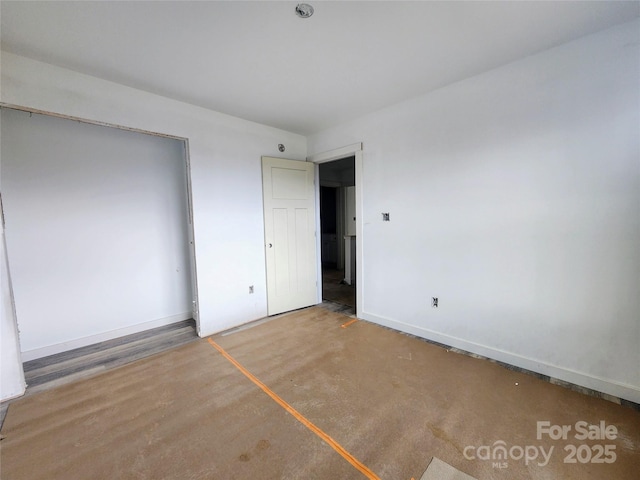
295,3,314,18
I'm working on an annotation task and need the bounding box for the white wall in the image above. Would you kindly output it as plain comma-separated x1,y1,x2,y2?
0,52,306,399
1,108,193,358
308,20,640,403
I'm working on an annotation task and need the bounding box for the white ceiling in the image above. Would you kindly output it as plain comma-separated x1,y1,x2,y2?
2,1,638,135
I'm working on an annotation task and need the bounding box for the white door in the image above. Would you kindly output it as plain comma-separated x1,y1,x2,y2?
262,157,318,315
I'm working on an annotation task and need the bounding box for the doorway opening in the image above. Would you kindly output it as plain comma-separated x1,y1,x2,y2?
1,106,199,362
319,156,356,314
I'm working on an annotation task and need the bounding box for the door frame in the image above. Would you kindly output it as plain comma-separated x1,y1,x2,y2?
0,104,201,335
307,143,363,317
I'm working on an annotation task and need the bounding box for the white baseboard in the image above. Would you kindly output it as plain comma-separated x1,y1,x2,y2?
360,310,640,405
21,312,192,362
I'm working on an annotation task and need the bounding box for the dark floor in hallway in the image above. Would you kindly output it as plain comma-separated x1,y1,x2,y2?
322,267,355,310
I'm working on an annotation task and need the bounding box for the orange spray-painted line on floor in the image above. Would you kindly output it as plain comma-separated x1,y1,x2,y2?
207,337,380,480
341,319,358,329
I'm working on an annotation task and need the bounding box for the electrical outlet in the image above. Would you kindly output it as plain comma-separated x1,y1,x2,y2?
249,285,254,294
382,212,390,221
432,297,438,308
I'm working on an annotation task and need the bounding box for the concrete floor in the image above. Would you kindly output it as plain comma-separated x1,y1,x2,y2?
1,307,638,479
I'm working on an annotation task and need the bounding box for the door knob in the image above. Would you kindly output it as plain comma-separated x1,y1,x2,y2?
268,243,273,248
